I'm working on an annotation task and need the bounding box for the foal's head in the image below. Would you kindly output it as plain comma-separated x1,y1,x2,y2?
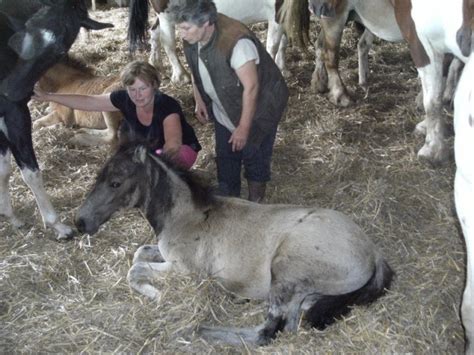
75,144,215,235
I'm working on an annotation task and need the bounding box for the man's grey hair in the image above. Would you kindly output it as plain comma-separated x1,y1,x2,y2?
166,0,218,26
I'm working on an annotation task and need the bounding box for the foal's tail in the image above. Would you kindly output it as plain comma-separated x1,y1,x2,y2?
305,255,394,330
128,0,149,52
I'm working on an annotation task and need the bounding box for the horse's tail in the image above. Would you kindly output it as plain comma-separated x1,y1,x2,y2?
277,0,311,52
128,0,149,52
304,255,394,330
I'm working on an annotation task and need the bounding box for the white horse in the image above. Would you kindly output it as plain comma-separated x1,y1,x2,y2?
454,52,474,355
128,0,309,83
75,144,393,346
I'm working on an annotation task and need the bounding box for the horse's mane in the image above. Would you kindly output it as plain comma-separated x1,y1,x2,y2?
56,55,96,76
119,143,217,209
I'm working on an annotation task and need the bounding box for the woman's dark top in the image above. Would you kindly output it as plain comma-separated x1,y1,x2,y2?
110,90,201,152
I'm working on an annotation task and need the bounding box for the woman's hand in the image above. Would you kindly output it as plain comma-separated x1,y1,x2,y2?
229,124,250,152
194,100,209,124
32,85,49,102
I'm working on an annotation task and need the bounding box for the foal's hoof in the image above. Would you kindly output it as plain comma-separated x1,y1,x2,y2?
53,222,75,241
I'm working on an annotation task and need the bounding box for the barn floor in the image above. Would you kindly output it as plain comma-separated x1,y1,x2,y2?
0,6,467,353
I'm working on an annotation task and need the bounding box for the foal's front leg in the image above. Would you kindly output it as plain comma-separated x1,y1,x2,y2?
128,244,171,300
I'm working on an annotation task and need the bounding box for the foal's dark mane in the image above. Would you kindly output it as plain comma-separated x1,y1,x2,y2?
124,144,217,209
159,155,217,209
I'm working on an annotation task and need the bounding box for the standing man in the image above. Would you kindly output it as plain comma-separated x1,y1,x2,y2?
167,0,288,202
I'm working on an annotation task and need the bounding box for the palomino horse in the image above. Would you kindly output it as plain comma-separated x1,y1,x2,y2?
75,144,393,346
309,0,468,165
128,0,310,83
35,56,123,147
454,53,474,355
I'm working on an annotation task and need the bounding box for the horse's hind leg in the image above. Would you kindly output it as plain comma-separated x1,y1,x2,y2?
267,21,287,74
415,55,448,164
159,13,190,84
313,10,353,106
357,28,374,95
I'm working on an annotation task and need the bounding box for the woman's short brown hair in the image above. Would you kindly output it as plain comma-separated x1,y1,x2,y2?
120,60,161,89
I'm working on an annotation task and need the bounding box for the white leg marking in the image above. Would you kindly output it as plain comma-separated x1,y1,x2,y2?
416,57,448,163
20,168,73,239
127,260,173,300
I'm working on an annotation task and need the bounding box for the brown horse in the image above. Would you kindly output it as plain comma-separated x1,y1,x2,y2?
35,57,123,147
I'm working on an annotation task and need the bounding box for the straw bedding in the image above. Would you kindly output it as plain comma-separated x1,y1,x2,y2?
0,5,466,353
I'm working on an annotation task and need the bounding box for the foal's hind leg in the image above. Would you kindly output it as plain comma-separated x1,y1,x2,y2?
199,283,310,346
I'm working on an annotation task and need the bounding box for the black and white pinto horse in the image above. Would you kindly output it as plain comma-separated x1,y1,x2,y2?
75,144,393,346
128,0,310,83
454,46,474,355
0,0,112,239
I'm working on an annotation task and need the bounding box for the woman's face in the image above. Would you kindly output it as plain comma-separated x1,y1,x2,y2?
126,77,154,108
177,21,209,44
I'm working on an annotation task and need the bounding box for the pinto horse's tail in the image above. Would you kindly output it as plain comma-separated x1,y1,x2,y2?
304,255,394,330
128,0,149,52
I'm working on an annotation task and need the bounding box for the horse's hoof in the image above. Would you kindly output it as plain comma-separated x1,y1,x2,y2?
171,72,191,85
414,121,427,136
311,77,328,94
330,93,353,107
417,145,450,167
53,223,75,241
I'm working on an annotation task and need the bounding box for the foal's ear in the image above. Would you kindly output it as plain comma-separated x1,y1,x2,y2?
133,146,148,164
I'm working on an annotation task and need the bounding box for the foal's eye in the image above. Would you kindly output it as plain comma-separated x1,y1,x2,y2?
110,182,121,188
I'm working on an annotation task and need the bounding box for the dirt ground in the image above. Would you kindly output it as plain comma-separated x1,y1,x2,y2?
0,5,467,353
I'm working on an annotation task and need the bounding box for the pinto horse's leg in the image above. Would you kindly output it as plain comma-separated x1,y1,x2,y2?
312,32,329,93
443,57,463,106
6,102,74,239
454,55,474,355
313,10,353,107
159,12,190,84
267,20,287,75
357,28,374,96
415,54,449,164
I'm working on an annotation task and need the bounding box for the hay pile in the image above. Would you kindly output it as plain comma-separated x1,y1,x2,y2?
0,6,466,353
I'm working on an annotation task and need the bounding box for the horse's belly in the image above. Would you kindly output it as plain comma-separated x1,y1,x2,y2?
411,0,465,57
215,0,273,24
